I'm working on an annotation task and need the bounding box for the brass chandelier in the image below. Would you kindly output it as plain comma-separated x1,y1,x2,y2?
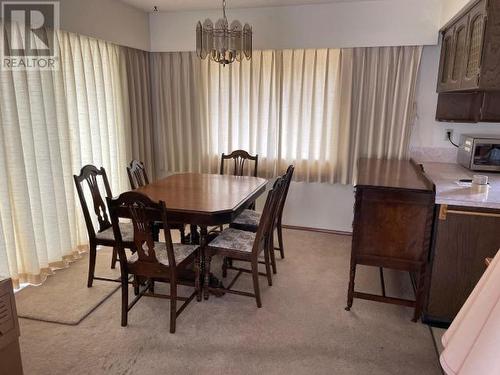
196,0,252,66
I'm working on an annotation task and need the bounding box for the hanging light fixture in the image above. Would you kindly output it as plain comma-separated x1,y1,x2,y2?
196,0,252,66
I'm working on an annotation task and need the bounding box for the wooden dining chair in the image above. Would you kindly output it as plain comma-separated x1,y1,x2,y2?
127,159,149,189
204,176,286,307
107,191,201,334
127,159,186,244
220,150,259,177
216,150,259,235
74,165,135,287
229,165,295,274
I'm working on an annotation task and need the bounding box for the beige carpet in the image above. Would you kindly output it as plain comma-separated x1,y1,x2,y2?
18,230,442,375
15,248,120,325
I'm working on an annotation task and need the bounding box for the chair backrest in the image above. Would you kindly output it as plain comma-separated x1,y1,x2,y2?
107,192,177,271
277,165,295,221
73,165,113,239
127,160,149,189
220,150,258,177
252,176,286,256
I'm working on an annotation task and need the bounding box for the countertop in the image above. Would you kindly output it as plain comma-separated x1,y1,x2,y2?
422,162,500,210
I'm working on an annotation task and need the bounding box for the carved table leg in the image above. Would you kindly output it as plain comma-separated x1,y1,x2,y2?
204,252,212,300
189,224,200,245
199,225,225,298
194,252,202,302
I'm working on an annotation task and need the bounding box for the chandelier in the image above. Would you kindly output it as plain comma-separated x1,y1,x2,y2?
196,0,252,66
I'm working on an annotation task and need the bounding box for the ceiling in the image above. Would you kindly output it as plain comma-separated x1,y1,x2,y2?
119,0,374,12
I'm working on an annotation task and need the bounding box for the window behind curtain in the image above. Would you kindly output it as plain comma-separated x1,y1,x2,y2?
150,46,422,183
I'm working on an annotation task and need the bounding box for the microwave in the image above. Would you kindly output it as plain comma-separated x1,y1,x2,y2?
457,134,500,172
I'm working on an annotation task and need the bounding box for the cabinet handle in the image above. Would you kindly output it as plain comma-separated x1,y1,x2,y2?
439,204,500,220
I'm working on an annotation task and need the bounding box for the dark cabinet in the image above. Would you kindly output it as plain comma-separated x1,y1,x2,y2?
436,0,500,122
461,1,488,90
347,159,435,322
423,205,500,326
437,0,488,93
438,27,456,92
0,278,23,375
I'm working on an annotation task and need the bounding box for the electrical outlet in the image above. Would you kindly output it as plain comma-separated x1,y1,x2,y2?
445,129,454,141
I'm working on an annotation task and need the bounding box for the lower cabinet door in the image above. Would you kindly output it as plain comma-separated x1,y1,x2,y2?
425,205,500,325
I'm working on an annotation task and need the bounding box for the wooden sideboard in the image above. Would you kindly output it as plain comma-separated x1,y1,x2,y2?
0,278,23,375
346,159,436,321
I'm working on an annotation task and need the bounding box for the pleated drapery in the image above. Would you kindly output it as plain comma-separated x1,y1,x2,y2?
0,23,152,287
149,46,423,183
336,46,423,184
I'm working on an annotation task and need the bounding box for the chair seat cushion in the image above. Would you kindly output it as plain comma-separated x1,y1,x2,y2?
208,228,256,253
231,209,261,231
96,222,134,242
128,243,198,266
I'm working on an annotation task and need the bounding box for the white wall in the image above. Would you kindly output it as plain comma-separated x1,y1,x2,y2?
149,0,441,52
441,0,474,26
282,183,354,232
59,0,150,50
254,179,354,233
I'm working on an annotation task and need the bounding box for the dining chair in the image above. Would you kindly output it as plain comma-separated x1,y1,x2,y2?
204,176,286,307
228,165,295,274
215,150,260,237
127,159,186,244
220,150,259,177
107,191,201,334
74,165,134,287
127,159,149,189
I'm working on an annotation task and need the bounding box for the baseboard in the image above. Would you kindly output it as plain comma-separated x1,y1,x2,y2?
282,224,352,236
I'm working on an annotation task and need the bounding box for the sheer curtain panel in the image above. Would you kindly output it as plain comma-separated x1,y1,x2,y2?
0,23,150,286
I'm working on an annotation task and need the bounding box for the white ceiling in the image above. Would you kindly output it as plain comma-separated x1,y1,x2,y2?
119,0,375,13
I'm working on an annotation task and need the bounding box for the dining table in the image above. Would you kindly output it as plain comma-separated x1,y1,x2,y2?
135,172,268,294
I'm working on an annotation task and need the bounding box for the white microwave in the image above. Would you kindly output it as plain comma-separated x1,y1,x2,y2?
457,134,500,172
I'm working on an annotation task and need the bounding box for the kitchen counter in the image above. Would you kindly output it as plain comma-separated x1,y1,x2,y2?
422,162,500,210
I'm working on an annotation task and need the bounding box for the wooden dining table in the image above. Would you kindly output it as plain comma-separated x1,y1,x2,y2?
135,173,268,293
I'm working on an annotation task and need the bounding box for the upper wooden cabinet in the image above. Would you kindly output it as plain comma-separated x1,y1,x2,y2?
437,0,499,93
436,0,500,122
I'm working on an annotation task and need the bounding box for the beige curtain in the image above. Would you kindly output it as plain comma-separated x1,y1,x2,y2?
201,50,281,177
150,46,422,183
278,49,341,182
149,52,204,177
335,46,423,184
0,23,151,286
121,47,155,180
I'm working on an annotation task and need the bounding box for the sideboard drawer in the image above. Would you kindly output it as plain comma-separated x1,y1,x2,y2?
0,292,15,337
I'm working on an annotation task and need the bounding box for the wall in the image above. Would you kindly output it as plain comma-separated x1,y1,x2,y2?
149,0,440,52
59,0,150,50
441,0,475,26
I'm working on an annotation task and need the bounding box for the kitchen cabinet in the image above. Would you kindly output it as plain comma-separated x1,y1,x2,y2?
437,0,490,92
424,205,500,326
436,0,500,122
